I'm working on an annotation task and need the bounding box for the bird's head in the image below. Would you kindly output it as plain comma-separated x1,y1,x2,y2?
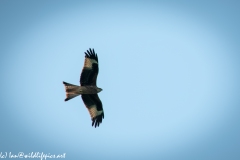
97,88,103,93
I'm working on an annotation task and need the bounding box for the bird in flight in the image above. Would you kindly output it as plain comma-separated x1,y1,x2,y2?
63,48,104,128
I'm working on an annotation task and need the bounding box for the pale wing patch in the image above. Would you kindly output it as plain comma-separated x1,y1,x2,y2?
88,105,103,119
84,58,98,68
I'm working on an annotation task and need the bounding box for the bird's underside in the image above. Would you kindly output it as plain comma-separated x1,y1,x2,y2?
63,81,100,101
63,48,104,128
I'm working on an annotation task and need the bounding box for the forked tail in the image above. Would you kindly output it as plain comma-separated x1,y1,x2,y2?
63,81,80,101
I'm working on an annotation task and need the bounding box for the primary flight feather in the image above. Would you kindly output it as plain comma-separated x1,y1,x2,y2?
63,48,104,128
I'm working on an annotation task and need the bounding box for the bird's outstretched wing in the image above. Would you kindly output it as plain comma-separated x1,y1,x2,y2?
81,94,104,127
80,48,99,86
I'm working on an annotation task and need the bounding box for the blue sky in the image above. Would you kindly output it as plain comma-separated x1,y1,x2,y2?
1,0,240,160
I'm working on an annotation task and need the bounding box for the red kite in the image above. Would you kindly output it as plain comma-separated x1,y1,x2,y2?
63,48,104,128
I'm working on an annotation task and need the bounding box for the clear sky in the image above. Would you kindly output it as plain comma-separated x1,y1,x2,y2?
1,0,240,160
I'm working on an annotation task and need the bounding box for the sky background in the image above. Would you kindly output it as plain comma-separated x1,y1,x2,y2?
0,0,240,160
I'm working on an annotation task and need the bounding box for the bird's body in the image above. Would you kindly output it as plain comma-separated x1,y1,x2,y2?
63,48,104,127
64,82,102,95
